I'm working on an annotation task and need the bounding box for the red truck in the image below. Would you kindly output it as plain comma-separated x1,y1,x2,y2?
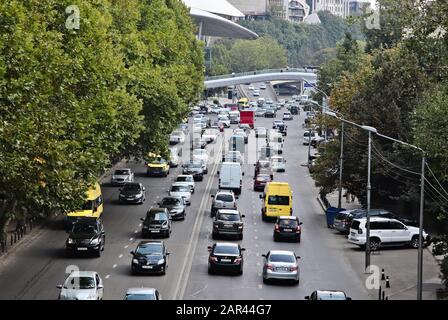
239,110,255,129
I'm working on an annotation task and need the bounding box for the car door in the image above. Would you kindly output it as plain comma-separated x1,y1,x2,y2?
389,221,410,243
370,221,392,243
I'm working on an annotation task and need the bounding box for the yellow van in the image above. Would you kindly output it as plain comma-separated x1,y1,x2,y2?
66,182,103,227
260,182,293,221
146,153,170,177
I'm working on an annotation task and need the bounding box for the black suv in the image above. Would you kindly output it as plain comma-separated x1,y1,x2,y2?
131,241,170,275
141,208,172,238
182,162,205,181
273,216,303,242
212,209,245,240
277,124,287,136
66,218,105,257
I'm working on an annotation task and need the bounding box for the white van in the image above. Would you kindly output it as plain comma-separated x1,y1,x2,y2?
228,135,245,154
218,162,244,194
229,111,240,124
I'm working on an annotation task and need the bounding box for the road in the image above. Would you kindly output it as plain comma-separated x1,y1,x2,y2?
0,85,440,300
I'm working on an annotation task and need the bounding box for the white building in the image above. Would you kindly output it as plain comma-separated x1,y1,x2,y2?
310,0,371,18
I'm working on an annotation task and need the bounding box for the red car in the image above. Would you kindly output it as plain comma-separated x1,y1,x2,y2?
253,173,272,191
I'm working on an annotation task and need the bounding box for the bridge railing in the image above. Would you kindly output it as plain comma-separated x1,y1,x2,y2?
205,68,316,81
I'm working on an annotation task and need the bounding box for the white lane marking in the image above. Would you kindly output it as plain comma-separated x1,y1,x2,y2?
254,236,258,240
105,275,111,279
134,230,138,234
258,272,262,276
124,245,129,249
139,223,142,227
113,264,117,268
255,244,259,248
258,284,263,289
254,229,258,233
129,238,134,242
254,222,257,225
119,254,123,259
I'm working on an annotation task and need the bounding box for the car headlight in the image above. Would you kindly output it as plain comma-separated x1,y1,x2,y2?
90,238,100,245
132,258,139,264
161,223,169,229
157,259,165,265
67,238,74,244
135,192,143,198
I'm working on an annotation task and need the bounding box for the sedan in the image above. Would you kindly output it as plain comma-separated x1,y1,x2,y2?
175,175,195,193
125,288,162,300
57,271,103,300
212,209,245,240
193,149,209,165
169,183,192,205
273,216,303,242
255,109,266,117
118,182,146,204
111,168,134,185
283,112,293,121
262,250,300,285
208,243,245,275
158,196,186,220
305,290,351,300
131,241,170,275
253,173,272,191
264,109,276,118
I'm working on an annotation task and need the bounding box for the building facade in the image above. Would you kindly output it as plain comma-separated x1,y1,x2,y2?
310,0,371,18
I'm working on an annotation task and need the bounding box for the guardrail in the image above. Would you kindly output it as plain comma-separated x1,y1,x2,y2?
205,68,317,81
0,217,41,256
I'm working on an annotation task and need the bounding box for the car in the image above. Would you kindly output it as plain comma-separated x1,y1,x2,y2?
255,127,267,138
218,115,230,128
257,97,265,106
202,128,219,143
193,149,209,165
277,123,287,136
348,217,430,251
66,218,106,257
248,85,255,90
146,155,170,177
254,159,273,178
169,182,192,205
305,290,351,300
255,109,266,117
345,208,419,232
175,175,195,193
208,243,245,275
192,137,208,149
253,173,272,191
272,120,284,129
57,271,103,300
238,123,251,132
283,112,293,121
168,147,181,167
131,241,170,275
182,161,206,181
211,190,238,216
311,134,325,147
233,128,248,144
118,182,146,204
212,209,245,240
222,151,243,165
141,208,172,238
302,131,315,145
169,130,185,145
178,123,189,134
266,98,273,104
253,90,260,96
125,288,162,300
158,196,186,220
262,250,300,285
270,156,286,172
290,105,299,115
111,168,134,185
259,84,267,89
264,109,276,118
273,216,303,242
333,209,364,234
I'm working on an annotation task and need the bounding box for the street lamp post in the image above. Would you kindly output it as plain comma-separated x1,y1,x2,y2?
307,128,312,168
338,121,344,209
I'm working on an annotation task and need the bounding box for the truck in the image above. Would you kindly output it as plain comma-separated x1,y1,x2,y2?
239,110,255,129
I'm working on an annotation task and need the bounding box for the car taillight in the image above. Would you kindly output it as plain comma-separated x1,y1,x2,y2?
290,266,298,271
209,256,218,262
234,258,242,264
266,264,274,270
358,228,363,234
213,224,218,228
274,224,279,232
296,226,301,233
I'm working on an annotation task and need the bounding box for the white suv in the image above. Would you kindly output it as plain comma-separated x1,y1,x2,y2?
348,217,429,251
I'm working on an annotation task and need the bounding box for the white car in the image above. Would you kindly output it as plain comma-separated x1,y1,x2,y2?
253,90,260,96
218,115,230,128
259,84,267,90
57,271,103,300
125,288,162,300
348,217,429,251
175,175,195,193
270,156,286,172
202,128,219,143
111,168,134,185
302,131,315,145
283,112,293,121
169,182,192,205
193,149,209,164
255,127,267,138
169,130,185,144
248,85,255,90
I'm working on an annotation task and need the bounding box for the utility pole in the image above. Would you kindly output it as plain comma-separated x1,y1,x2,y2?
338,121,344,209
417,155,426,300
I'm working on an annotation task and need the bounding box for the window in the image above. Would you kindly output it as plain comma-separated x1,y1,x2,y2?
216,194,234,202
389,221,406,230
214,245,239,255
268,195,289,206
269,254,295,263
279,219,298,228
217,213,240,222
370,221,390,230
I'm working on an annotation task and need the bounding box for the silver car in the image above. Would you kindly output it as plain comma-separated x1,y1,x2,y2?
262,250,300,285
124,287,162,300
111,168,134,185
57,271,103,300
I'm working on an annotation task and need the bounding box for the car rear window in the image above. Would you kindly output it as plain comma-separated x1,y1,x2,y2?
216,194,234,202
115,170,130,175
279,219,298,228
214,245,239,255
269,254,295,263
268,196,289,206
217,213,240,221
351,220,361,229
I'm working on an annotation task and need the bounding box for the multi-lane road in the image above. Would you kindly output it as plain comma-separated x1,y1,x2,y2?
0,84,439,300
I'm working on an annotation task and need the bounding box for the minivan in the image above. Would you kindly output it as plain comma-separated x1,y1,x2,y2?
228,135,245,154
260,182,293,221
66,182,103,228
218,162,244,194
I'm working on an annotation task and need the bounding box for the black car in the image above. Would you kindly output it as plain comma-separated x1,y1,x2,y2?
131,241,170,275
212,209,245,240
290,106,299,115
182,162,205,181
118,183,146,204
158,196,186,220
273,216,303,242
277,124,287,136
208,243,245,275
141,208,172,238
264,109,276,118
66,218,105,257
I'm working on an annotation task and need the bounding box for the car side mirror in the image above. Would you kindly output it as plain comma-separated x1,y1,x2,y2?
97,285,104,290
259,194,263,199
241,248,246,251
140,218,144,222
143,187,146,191
211,195,215,198
130,251,135,256
157,202,161,206
299,222,303,225
261,254,266,258
207,246,212,251
166,252,171,256
304,296,310,300
241,215,245,218
57,284,63,289
296,256,301,259
235,196,239,199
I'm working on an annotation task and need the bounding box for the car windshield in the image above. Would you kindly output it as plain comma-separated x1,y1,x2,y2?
268,196,289,206
186,163,202,169
217,213,240,221
351,220,361,229
65,276,96,289
279,219,298,228
271,158,283,163
269,254,295,263
136,243,163,255
216,194,234,202
177,176,192,182
146,212,168,222
122,184,141,192
317,292,346,300
151,157,166,164
72,223,97,234
161,197,181,206
214,245,239,255
125,293,156,300
114,170,129,175
171,185,189,192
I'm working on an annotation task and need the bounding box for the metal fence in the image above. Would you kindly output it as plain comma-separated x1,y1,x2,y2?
0,217,41,255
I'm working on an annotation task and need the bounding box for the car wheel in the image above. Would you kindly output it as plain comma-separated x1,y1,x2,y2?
238,234,243,241
208,266,214,275
410,235,419,249
294,279,300,285
212,233,217,240
369,238,381,251
263,277,269,284
273,234,278,242
238,268,243,276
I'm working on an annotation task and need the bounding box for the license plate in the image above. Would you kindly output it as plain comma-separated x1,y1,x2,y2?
277,267,289,272
151,230,160,233
283,228,292,232
142,266,153,269
77,247,88,251
221,259,231,263
223,224,233,228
